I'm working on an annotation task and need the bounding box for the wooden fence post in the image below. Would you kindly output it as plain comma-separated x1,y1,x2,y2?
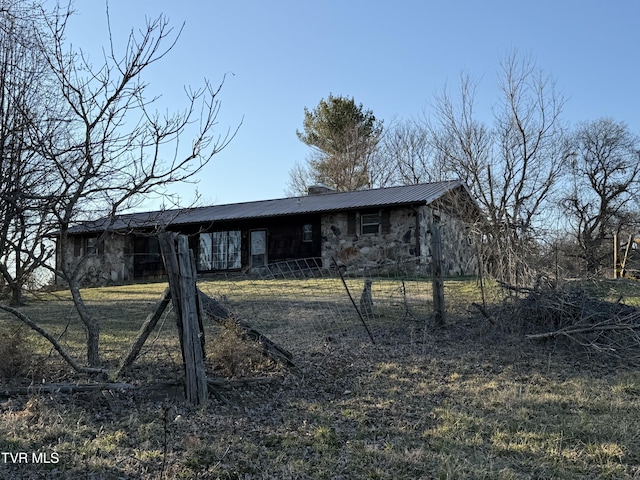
158,232,208,406
431,221,446,327
613,233,618,279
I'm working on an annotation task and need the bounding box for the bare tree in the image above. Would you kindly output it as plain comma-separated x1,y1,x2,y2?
364,136,397,190
379,117,445,185
0,0,59,305
562,118,640,274
28,4,237,367
431,52,568,284
285,160,315,196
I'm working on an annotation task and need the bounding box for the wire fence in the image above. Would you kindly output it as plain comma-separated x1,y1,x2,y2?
0,257,487,381
198,257,486,356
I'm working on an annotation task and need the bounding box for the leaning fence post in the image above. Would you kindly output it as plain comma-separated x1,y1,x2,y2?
331,257,375,344
114,287,172,378
158,232,208,406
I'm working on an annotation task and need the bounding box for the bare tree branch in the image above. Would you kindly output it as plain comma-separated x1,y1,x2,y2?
0,303,107,375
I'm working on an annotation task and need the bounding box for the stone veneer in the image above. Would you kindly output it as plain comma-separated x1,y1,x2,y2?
59,233,134,287
320,205,476,276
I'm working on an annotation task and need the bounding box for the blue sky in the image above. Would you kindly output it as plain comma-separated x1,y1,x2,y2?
65,1,640,209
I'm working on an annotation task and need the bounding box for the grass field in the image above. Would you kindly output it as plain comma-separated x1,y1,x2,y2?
1,277,640,479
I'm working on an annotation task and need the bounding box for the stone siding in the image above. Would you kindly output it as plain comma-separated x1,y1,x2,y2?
59,233,134,287
321,205,476,276
432,208,477,276
321,207,419,271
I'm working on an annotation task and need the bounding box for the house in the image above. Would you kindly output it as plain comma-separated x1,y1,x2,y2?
58,180,480,286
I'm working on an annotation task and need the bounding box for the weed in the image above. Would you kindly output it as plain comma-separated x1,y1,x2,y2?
312,425,340,449
207,326,268,377
0,325,36,380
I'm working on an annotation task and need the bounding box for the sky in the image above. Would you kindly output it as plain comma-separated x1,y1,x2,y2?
63,1,640,210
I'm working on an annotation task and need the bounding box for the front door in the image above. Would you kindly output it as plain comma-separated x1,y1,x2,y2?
250,230,267,271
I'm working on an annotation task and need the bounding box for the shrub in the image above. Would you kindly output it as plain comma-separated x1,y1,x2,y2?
0,325,34,380
207,326,266,377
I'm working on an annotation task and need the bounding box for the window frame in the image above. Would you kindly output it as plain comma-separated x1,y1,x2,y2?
360,213,381,235
302,224,313,243
198,230,241,271
85,237,100,256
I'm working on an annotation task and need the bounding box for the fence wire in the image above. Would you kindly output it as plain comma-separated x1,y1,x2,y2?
197,257,483,355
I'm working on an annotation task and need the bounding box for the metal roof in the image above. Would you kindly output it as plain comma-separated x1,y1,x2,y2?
68,180,469,234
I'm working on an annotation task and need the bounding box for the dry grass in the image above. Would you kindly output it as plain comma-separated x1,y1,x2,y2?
1,278,640,479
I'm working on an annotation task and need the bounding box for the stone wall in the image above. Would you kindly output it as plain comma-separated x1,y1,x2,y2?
321,207,419,271
320,205,476,276
58,233,134,287
431,207,478,276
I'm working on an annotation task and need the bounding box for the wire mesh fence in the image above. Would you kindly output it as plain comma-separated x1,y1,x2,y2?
0,256,489,382
197,257,487,356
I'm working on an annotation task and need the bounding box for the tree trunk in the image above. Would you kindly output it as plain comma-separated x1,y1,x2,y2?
6,279,23,307
0,264,24,306
68,278,101,367
10,285,23,307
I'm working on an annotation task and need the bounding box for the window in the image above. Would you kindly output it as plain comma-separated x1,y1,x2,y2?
302,224,313,242
74,236,102,257
361,213,381,235
133,236,163,279
198,231,241,270
198,234,213,270
85,237,99,255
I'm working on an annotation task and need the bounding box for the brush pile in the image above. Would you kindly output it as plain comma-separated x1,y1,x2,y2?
489,281,640,360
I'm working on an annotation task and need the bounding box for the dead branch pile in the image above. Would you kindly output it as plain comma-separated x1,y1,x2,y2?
488,284,640,359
